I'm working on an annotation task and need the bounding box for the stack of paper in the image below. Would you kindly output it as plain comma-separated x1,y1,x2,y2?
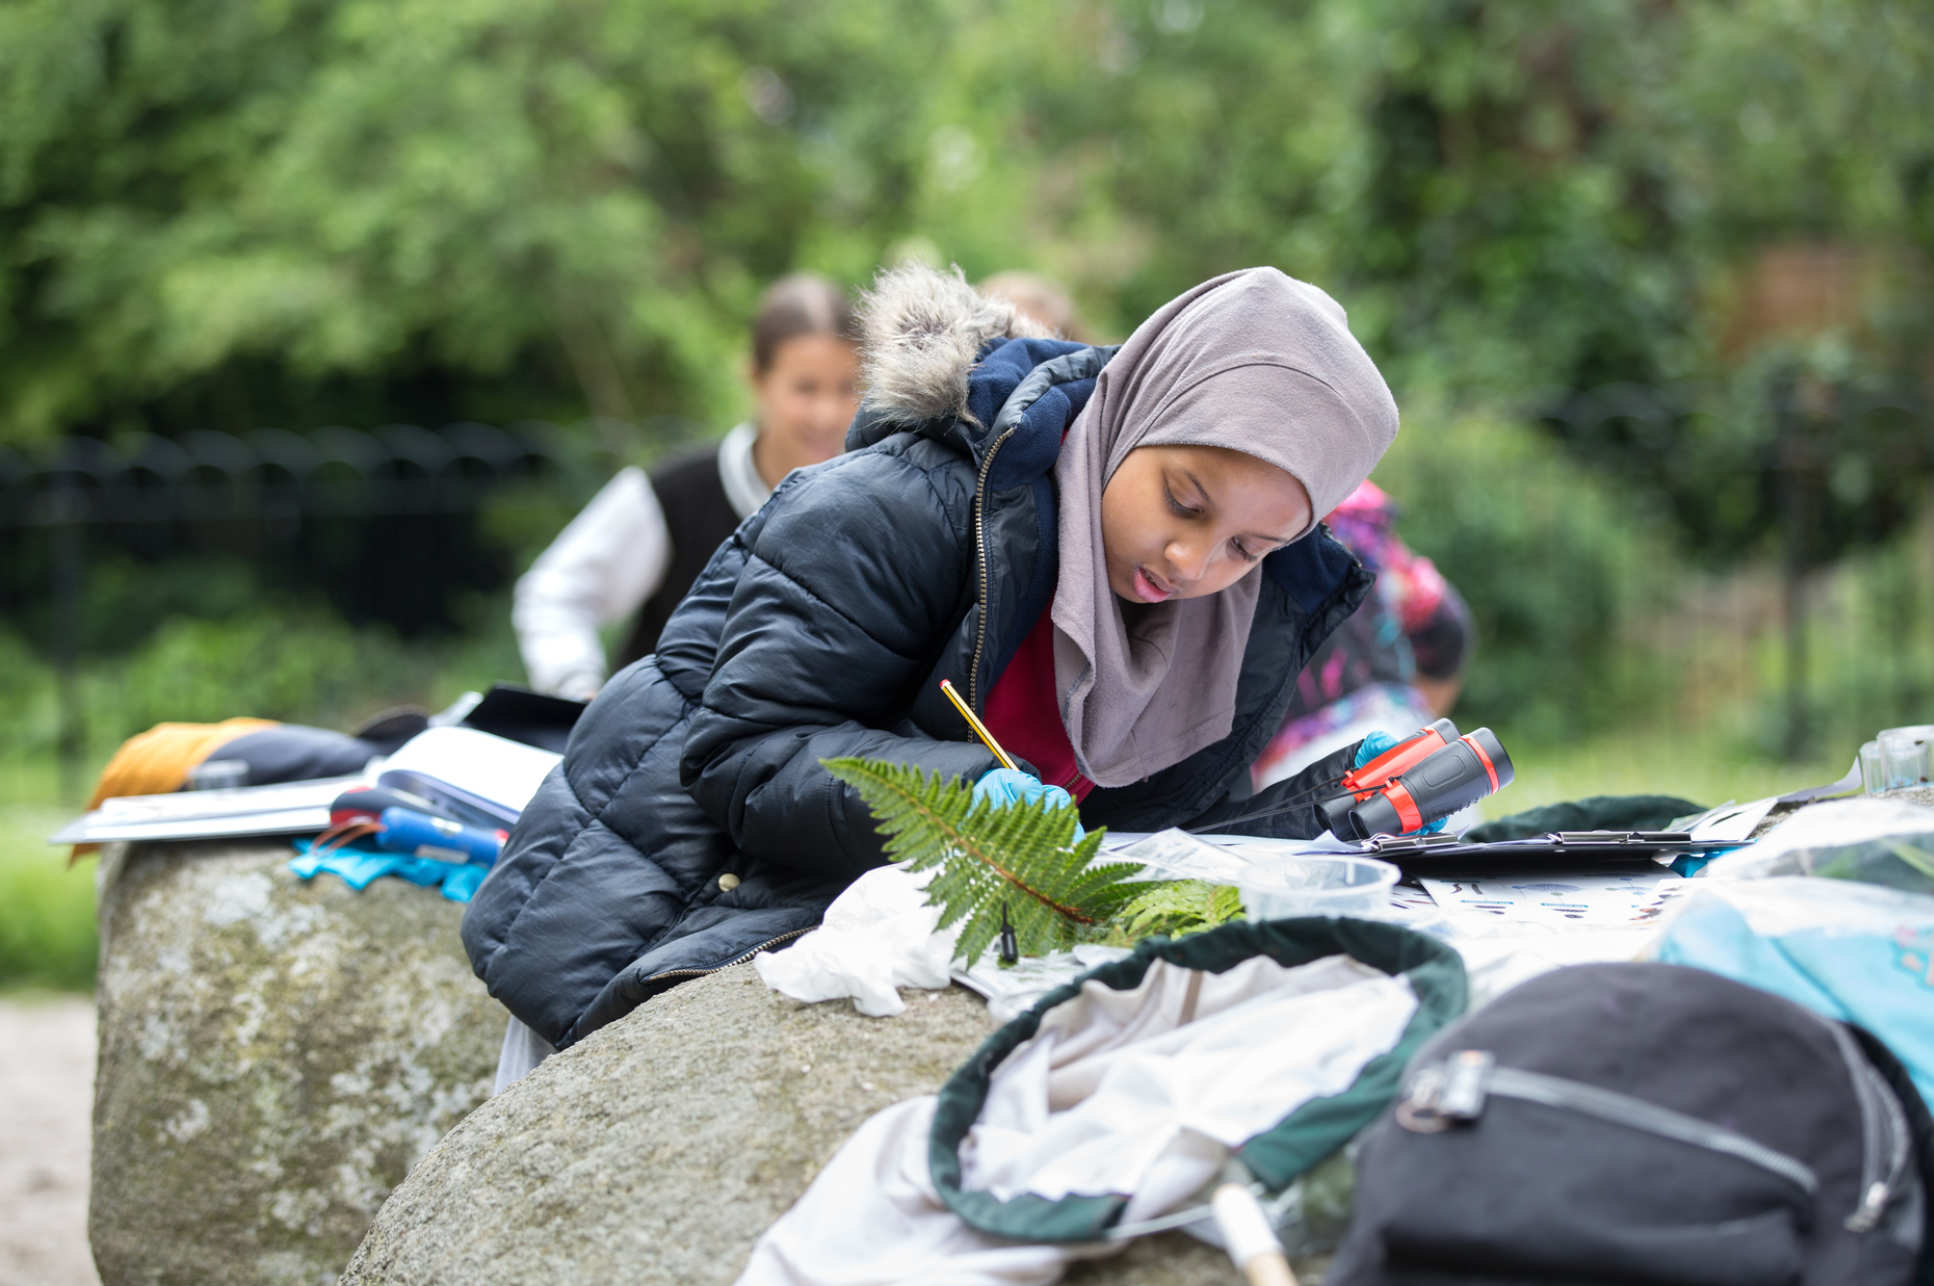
49,776,363,846
50,725,562,847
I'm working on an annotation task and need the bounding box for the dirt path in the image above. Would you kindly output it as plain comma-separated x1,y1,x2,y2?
0,995,99,1286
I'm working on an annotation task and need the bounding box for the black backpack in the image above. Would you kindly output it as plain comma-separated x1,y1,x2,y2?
1328,962,1933,1286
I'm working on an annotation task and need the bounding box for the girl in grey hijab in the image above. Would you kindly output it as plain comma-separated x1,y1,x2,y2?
467,260,1407,1068
1052,267,1400,787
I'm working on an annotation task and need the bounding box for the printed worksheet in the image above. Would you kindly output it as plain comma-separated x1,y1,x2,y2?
1418,862,1688,926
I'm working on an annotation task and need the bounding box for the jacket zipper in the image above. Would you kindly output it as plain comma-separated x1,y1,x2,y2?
966,423,1021,714
1817,1018,1912,1232
642,926,815,986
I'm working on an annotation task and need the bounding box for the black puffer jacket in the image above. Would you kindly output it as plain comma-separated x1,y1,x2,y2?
462,273,1375,1049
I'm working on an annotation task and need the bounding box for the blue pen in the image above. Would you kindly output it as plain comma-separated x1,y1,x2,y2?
375,807,506,866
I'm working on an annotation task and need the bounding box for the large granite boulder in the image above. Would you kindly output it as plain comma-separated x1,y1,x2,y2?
91,840,501,1286
342,964,1262,1285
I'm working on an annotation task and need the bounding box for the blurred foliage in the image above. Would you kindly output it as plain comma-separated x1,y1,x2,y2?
4,0,1930,454
0,568,526,764
0,0,941,440
1739,516,1934,758
0,826,97,991
1376,407,1679,742
1,0,1932,771
1543,345,1934,567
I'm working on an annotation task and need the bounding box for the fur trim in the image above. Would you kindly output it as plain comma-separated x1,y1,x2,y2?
858,262,1054,425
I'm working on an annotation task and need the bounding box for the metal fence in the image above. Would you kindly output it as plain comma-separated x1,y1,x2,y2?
1,422,632,794
3,386,1930,794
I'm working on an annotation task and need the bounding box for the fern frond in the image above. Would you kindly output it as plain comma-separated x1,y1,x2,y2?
823,756,1142,967
1116,879,1246,942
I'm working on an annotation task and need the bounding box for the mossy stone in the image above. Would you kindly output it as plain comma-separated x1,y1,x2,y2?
90,841,498,1286
342,963,1317,1285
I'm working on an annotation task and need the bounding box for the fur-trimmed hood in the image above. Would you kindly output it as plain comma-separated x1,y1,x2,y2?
852,262,1057,432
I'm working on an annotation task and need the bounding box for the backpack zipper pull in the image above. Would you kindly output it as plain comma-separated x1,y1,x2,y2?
1846,1180,1891,1233
1399,1049,1493,1131
1438,1049,1494,1120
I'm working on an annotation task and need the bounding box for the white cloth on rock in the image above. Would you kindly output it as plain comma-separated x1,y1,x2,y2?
752,864,1132,1021
737,953,1418,1285
753,864,960,1017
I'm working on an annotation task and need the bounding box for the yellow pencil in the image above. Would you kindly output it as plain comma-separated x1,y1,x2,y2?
938,679,1018,772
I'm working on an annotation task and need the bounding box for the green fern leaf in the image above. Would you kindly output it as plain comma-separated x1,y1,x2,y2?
1117,878,1247,941
822,756,1144,967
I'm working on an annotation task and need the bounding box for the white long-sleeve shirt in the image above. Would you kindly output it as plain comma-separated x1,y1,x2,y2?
513,424,770,698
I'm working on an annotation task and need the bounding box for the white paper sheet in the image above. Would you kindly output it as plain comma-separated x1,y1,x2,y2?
48,775,365,845
373,726,560,813
1674,795,1781,845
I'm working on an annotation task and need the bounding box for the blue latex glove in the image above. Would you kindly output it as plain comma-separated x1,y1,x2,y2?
971,768,1086,840
1350,729,1449,835
1352,730,1402,768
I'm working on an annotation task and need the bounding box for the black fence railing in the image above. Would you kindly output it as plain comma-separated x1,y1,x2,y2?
0,422,594,527
3,386,1930,795
1,421,645,795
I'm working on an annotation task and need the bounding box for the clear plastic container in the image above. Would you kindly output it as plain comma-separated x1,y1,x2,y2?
1701,797,1934,896
1878,726,1934,790
1109,830,1402,920
1234,853,1401,920
1861,740,1887,796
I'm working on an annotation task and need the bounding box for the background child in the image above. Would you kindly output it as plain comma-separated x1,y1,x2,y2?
512,273,862,699
1252,479,1473,789
977,269,1091,342
467,262,1400,1072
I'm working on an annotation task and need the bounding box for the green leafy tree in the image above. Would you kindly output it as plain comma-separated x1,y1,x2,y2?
921,0,1933,561
7,0,1934,758
8,0,1930,463
0,0,943,445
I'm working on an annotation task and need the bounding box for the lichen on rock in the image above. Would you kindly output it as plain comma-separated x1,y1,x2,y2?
340,964,1255,1286
90,840,499,1286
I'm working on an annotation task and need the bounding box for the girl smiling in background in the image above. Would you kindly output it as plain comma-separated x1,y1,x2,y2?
513,274,861,700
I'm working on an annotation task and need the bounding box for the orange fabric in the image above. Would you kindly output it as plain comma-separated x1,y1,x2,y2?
70,717,279,860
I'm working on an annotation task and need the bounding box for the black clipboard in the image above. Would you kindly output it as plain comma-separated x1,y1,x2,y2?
1363,830,1706,871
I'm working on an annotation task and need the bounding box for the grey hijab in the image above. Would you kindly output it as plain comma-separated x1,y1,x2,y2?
1051,267,1399,787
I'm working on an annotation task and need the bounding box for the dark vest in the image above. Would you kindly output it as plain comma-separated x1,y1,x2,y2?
612,447,747,671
